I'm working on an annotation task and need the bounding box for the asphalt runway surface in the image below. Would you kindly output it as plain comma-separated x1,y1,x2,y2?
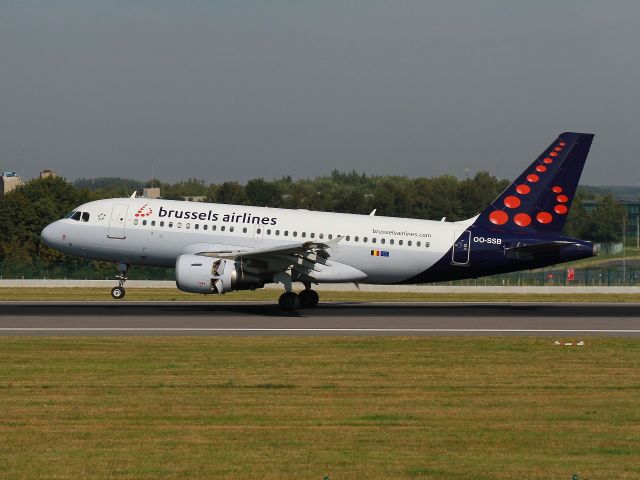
0,301,639,336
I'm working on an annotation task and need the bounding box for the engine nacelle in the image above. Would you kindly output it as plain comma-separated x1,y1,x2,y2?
175,254,263,294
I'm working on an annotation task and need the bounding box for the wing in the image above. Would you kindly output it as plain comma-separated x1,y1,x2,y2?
195,237,343,283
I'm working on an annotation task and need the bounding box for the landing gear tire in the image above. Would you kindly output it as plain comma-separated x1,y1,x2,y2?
111,286,126,299
278,292,300,311
298,289,319,308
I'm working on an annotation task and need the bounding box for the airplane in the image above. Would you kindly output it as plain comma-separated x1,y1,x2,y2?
41,132,597,310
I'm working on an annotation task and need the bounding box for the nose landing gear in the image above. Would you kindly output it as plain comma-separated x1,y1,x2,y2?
111,263,128,300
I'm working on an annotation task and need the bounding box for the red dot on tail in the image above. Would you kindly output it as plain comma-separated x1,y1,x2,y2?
552,186,563,193
554,204,568,214
514,213,531,227
549,152,558,157
516,184,531,194
536,212,553,224
489,210,508,225
527,174,539,183
554,147,562,151
543,157,553,164
504,196,521,209
559,142,566,146
536,165,547,173
557,194,569,203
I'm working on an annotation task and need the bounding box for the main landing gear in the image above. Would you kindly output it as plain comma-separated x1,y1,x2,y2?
278,285,319,311
111,263,128,300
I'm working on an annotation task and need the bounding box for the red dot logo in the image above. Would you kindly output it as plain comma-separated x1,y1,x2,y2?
504,196,521,208
516,184,531,194
535,165,547,173
514,213,532,227
536,212,553,224
527,174,539,183
557,194,569,203
549,152,558,157
554,146,562,151
543,157,553,164
489,210,509,225
552,186,563,193
559,141,566,146
554,205,568,214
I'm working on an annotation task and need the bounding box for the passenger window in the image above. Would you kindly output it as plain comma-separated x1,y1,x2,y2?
81,212,90,222
284,231,289,237
203,225,208,230
355,236,359,242
186,223,190,229
195,224,199,230
301,232,306,238
293,231,297,237
363,237,368,242
399,239,403,245
160,221,164,227
71,211,82,221
229,226,234,232
212,225,216,231
372,238,376,243
408,240,412,246
169,222,173,228
134,219,139,225
276,230,280,236
267,229,271,235
310,233,315,238
142,220,147,226
381,238,385,244
346,235,350,241
390,239,394,245
417,241,421,247
257,228,261,234
151,221,156,226
425,242,430,248
328,234,333,240
177,222,182,228
319,233,324,239
221,226,225,232
243,227,247,233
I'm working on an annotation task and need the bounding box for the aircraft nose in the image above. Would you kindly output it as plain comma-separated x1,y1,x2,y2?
41,222,60,248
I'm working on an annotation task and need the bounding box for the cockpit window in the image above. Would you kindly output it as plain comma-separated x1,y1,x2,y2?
81,212,90,222
71,211,82,221
64,211,76,219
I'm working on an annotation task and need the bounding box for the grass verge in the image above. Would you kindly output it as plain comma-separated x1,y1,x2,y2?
0,337,639,479
1,287,640,303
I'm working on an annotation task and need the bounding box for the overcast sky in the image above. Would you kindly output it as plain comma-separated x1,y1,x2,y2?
1,1,639,185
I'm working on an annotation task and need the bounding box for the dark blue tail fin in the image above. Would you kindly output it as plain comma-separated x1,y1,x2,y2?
474,132,594,233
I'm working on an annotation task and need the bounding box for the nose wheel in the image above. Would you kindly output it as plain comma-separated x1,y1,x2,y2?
111,286,126,299
111,262,128,300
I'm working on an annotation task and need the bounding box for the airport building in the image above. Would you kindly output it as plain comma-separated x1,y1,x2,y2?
1,171,24,196
142,187,161,199
582,199,640,234
39,169,58,179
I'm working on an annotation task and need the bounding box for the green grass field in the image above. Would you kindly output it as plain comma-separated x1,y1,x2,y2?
0,337,639,479
2,287,640,303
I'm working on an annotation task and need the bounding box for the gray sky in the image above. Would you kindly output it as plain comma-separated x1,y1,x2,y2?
1,1,639,185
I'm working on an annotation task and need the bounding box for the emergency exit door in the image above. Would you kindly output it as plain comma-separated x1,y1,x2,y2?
452,230,471,265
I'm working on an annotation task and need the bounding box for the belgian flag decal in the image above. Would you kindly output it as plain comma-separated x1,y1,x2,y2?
371,250,390,257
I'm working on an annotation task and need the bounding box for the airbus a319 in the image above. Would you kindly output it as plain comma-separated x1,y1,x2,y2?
41,132,597,310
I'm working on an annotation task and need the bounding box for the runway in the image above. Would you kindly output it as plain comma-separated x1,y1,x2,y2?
1,301,640,336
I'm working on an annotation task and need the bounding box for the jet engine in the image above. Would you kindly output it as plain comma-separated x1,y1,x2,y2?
175,254,263,294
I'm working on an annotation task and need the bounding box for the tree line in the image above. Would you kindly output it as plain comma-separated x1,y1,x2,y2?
0,171,626,279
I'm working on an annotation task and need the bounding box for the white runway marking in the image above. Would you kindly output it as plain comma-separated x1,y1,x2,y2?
1,328,639,333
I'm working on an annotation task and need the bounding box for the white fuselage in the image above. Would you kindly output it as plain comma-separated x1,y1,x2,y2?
42,198,475,284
